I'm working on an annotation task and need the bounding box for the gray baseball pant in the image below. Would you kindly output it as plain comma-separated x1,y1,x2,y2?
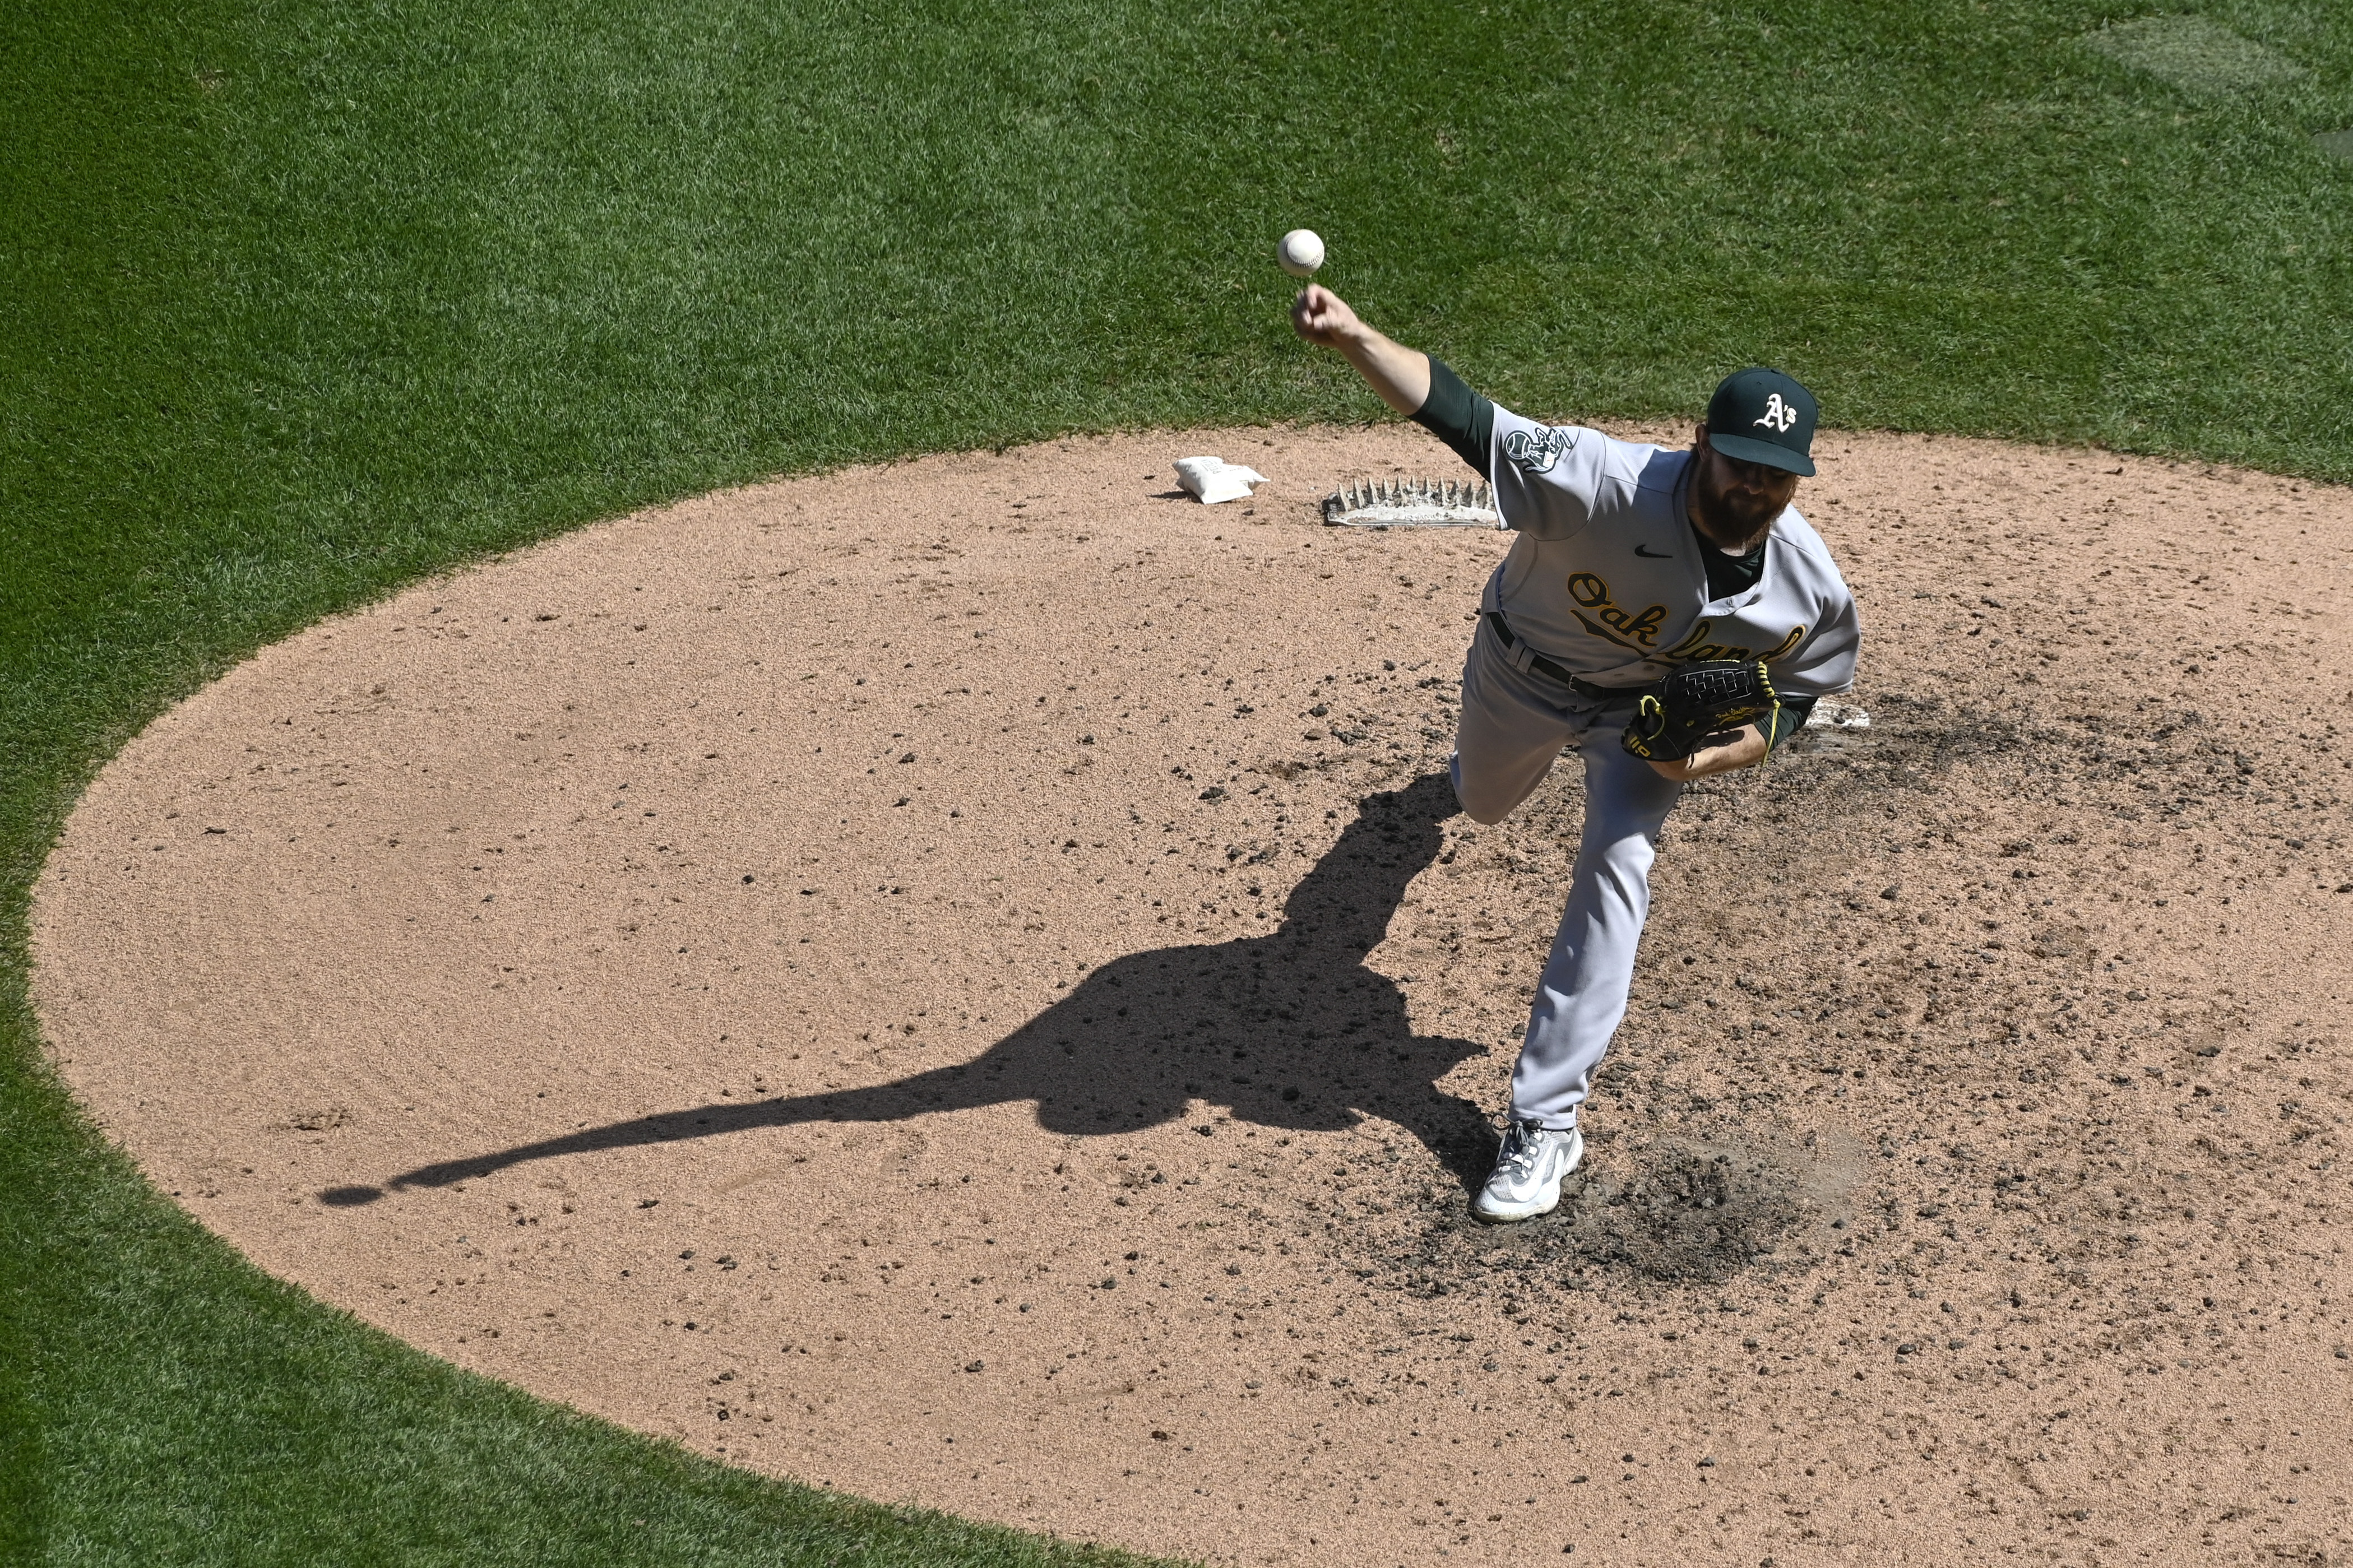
1449,619,1684,1131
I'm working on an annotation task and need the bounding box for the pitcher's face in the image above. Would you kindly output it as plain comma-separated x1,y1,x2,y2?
1688,425,1800,552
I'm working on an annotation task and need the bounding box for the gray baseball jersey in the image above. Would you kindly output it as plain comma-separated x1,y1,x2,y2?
1480,408,1860,697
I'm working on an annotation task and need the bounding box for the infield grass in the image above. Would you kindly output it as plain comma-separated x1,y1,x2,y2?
6,0,2353,1561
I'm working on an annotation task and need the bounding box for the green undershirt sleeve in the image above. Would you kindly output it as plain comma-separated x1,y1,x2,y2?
1411,356,1494,476
1764,693,1817,753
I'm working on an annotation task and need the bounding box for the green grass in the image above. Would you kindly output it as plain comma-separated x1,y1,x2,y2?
6,0,2353,1560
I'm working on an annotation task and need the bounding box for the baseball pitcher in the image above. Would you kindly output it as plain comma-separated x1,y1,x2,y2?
1291,284,1861,1223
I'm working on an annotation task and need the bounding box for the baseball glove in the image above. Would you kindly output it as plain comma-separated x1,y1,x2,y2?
1620,660,1780,762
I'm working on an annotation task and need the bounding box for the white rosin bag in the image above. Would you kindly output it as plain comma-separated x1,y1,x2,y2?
1173,456,1267,505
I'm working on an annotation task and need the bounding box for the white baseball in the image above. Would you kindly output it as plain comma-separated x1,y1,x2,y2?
1278,228,1325,277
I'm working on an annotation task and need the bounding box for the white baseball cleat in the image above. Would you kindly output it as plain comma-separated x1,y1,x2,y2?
1471,1118,1585,1224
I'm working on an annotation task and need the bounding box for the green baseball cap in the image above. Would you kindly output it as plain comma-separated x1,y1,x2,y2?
1704,368,1818,477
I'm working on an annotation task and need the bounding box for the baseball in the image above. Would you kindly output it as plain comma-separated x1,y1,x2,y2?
1278,228,1324,277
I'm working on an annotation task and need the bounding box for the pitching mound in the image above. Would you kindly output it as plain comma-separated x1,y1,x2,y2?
32,424,2353,1565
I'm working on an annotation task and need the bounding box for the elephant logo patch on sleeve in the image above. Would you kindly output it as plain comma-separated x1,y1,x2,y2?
1500,425,1574,474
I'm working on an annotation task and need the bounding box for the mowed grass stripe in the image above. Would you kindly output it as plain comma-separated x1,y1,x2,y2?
5,0,2353,1562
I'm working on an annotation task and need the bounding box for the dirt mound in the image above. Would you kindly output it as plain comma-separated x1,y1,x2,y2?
32,424,2353,1565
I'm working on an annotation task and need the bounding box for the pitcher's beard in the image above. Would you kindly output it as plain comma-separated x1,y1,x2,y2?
1690,482,1776,552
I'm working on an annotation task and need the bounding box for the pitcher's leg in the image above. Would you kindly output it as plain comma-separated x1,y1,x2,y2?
1451,620,1585,825
1507,736,1685,1129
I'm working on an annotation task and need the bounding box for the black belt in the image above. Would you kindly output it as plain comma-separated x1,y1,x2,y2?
1482,612,1637,701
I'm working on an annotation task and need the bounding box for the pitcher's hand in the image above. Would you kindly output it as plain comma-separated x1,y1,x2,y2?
1290,285,1364,349
1287,286,1430,415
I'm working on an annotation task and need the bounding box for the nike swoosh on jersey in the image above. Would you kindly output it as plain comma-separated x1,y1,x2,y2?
1633,544,1673,558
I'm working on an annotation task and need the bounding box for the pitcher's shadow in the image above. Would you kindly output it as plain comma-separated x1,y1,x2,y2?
329,772,1502,1204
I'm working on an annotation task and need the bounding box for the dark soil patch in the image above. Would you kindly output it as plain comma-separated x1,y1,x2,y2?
1322,1121,1865,1307
1544,1136,1815,1283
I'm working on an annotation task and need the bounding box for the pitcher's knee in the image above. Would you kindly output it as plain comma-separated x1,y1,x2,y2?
1450,747,1549,825
1451,774,1522,825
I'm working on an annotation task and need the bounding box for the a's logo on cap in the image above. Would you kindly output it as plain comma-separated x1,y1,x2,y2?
1707,368,1817,474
